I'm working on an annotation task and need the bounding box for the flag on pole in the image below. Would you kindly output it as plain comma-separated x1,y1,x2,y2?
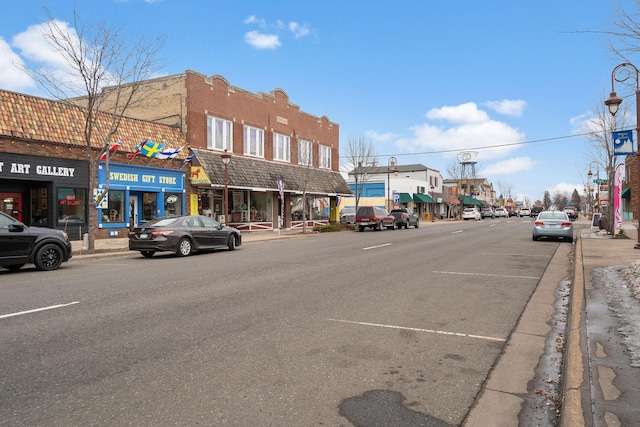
180,151,196,167
127,140,149,160
140,140,165,158
99,139,123,161
155,145,184,160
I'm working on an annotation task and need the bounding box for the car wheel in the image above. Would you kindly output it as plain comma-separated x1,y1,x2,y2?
388,222,396,230
415,220,419,228
3,264,25,271
34,243,64,271
358,226,364,232
141,250,155,258
176,238,192,256
376,221,383,231
227,235,236,251
532,235,538,241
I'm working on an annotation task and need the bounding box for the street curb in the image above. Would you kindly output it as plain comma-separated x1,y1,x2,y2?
559,232,586,426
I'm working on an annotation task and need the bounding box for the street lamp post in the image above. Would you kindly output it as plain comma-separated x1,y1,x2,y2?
430,185,435,222
604,62,640,249
221,149,232,224
587,161,599,219
387,157,398,211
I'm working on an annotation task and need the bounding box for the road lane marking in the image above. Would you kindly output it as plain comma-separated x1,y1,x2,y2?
452,230,463,234
0,301,80,320
432,271,540,280
363,243,391,251
327,318,505,342
480,252,551,258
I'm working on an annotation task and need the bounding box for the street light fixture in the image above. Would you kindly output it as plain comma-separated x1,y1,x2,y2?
387,157,398,211
221,149,232,224
430,184,435,222
605,62,640,249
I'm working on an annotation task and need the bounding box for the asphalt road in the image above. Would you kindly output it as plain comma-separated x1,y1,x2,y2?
0,217,567,426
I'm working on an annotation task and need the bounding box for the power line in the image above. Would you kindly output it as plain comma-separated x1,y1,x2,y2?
377,130,603,158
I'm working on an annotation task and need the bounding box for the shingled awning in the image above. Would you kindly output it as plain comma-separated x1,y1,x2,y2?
193,149,352,196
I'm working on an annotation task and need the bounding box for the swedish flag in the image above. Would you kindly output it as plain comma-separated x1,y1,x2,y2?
140,140,165,157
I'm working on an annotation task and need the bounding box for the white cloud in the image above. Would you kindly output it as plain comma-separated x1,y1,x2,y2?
0,37,35,91
393,102,525,160
484,99,526,117
426,102,489,124
289,22,310,38
12,21,77,69
244,31,281,49
244,15,266,27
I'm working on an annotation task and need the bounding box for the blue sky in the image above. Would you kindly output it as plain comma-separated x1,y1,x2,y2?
0,0,631,203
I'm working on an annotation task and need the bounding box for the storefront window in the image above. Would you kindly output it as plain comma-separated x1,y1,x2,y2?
57,188,86,224
290,196,329,221
250,192,272,221
30,187,48,225
142,192,157,222
164,192,182,217
103,190,125,222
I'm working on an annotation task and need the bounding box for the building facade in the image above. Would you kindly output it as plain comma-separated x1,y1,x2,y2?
103,71,351,231
0,90,187,240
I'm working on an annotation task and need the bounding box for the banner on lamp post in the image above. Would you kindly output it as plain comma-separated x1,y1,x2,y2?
613,130,635,156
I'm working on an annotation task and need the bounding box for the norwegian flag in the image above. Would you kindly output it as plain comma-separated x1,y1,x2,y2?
99,139,123,161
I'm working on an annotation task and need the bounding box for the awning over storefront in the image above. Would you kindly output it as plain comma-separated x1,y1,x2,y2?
622,187,630,198
461,195,482,206
194,149,353,196
399,192,413,203
413,193,433,203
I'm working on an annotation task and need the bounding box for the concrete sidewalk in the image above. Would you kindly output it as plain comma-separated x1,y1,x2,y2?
561,222,640,426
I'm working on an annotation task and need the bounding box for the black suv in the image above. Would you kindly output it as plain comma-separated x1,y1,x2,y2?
0,211,72,271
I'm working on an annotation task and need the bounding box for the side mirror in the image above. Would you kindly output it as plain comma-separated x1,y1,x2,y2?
8,223,25,232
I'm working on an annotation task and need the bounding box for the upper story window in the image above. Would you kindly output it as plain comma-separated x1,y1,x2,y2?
207,116,233,151
243,125,264,158
298,139,313,166
318,144,331,169
273,133,290,162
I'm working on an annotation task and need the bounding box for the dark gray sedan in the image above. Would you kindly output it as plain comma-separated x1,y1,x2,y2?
129,215,242,257
532,211,574,241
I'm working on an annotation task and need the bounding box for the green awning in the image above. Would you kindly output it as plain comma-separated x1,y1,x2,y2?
622,187,630,198
399,192,413,203
413,193,433,203
461,195,482,206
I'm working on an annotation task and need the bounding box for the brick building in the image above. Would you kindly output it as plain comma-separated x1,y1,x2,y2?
0,90,187,240
106,70,351,230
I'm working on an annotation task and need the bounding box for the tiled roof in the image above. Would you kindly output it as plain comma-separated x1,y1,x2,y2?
195,149,353,196
0,89,186,155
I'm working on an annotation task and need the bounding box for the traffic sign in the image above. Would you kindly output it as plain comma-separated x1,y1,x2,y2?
393,192,400,204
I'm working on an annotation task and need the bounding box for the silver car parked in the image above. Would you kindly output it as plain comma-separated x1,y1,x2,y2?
532,211,574,241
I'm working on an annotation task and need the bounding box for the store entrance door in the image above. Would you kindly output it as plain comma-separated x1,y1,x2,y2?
129,195,139,228
0,193,23,221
